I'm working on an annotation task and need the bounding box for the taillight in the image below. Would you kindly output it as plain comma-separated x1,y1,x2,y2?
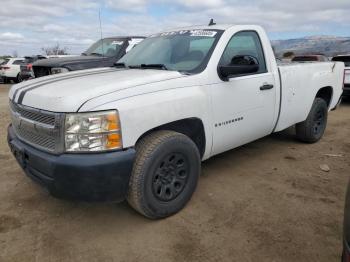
345,70,350,89
26,64,32,70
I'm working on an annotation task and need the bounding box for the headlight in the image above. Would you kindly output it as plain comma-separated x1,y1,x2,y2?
65,110,122,152
51,67,69,74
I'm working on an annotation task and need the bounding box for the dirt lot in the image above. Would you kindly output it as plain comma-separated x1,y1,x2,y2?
0,83,349,262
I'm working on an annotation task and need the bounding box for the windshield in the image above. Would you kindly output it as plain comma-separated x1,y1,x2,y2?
332,56,350,67
83,38,125,57
119,29,223,73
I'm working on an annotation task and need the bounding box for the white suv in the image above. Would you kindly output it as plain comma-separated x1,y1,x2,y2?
0,58,25,83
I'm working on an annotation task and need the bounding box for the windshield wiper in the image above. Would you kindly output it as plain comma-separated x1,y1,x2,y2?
129,64,168,70
114,62,126,68
89,52,103,57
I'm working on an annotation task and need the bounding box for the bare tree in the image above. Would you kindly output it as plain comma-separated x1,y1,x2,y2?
41,43,68,56
283,51,295,58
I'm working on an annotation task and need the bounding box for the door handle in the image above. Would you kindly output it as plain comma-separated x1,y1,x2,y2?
260,84,274,91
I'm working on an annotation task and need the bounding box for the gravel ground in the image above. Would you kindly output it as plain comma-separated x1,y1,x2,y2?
0,83,349,262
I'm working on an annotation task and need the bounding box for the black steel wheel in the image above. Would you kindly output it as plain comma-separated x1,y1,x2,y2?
296,98,328,143
312,107,326,136
152,153,189,202
127,130,201,219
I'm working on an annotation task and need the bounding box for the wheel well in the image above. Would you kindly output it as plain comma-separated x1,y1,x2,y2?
316,86,333,107
137,118,206,158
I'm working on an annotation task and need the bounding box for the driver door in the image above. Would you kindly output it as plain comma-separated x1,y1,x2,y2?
210,31,277,156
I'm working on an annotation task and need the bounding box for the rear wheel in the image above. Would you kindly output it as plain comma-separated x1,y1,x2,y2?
296,98,328,143
127,130,201,219
15,74,22,83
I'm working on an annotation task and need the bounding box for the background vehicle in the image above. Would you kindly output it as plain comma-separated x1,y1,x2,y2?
32,36,144,78
292,54,329,62
8,25,344,219
0,58,25,83
20,56,47,80
332,55,350,98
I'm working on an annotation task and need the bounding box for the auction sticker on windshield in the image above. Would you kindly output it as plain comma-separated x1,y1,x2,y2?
150,30,218,38
111,41,124,45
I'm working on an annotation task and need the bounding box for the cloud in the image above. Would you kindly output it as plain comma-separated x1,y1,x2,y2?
0,32,24,41
177,0,225,9
0,0,350,55
105,0,147,12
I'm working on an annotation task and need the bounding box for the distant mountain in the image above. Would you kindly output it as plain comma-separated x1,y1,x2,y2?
272,35,350,57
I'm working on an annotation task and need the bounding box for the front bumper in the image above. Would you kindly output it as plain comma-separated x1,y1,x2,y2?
7,125,135,202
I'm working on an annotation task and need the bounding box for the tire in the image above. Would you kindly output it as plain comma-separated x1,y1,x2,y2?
127,130,201,219
296,98,328,143
15,74,22,83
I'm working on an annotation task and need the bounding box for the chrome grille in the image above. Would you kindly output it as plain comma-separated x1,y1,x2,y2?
10,101,64,154
15,127,56,150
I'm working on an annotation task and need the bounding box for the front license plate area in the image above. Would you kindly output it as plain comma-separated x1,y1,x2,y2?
9,141,26,168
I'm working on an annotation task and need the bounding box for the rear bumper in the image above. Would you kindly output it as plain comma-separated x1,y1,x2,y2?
7,124,135,202
20,71,34,80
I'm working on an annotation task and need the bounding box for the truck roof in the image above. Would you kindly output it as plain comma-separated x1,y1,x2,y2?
157,24,263,35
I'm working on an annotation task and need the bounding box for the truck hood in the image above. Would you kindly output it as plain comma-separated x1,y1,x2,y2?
32,55,108,69
10,68,186,112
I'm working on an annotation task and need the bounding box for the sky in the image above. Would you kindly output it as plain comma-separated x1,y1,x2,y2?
0,0,350,56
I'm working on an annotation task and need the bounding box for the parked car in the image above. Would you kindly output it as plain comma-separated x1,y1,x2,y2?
32,36,144,78
0,58,25,83
20,56,47,80
292,55,329,62
8,24,344,219
332,55,350,98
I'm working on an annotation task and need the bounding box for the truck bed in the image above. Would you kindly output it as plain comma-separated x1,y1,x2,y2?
274,62,344,132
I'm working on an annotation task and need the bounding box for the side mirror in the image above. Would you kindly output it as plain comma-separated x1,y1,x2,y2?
218,55,259,80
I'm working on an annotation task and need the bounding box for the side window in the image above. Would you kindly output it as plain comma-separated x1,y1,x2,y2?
13,60,24,65
219,31,267,74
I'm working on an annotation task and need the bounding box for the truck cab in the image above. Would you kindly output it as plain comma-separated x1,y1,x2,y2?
8,24,344,219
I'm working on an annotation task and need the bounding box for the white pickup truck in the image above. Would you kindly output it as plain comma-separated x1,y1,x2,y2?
8,24,344,219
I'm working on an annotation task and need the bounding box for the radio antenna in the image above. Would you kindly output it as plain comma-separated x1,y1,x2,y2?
99,9,104,56
208,18,216,26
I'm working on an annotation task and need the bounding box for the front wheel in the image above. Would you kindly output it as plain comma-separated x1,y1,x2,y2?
296,98,328,143
127,130,201,219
